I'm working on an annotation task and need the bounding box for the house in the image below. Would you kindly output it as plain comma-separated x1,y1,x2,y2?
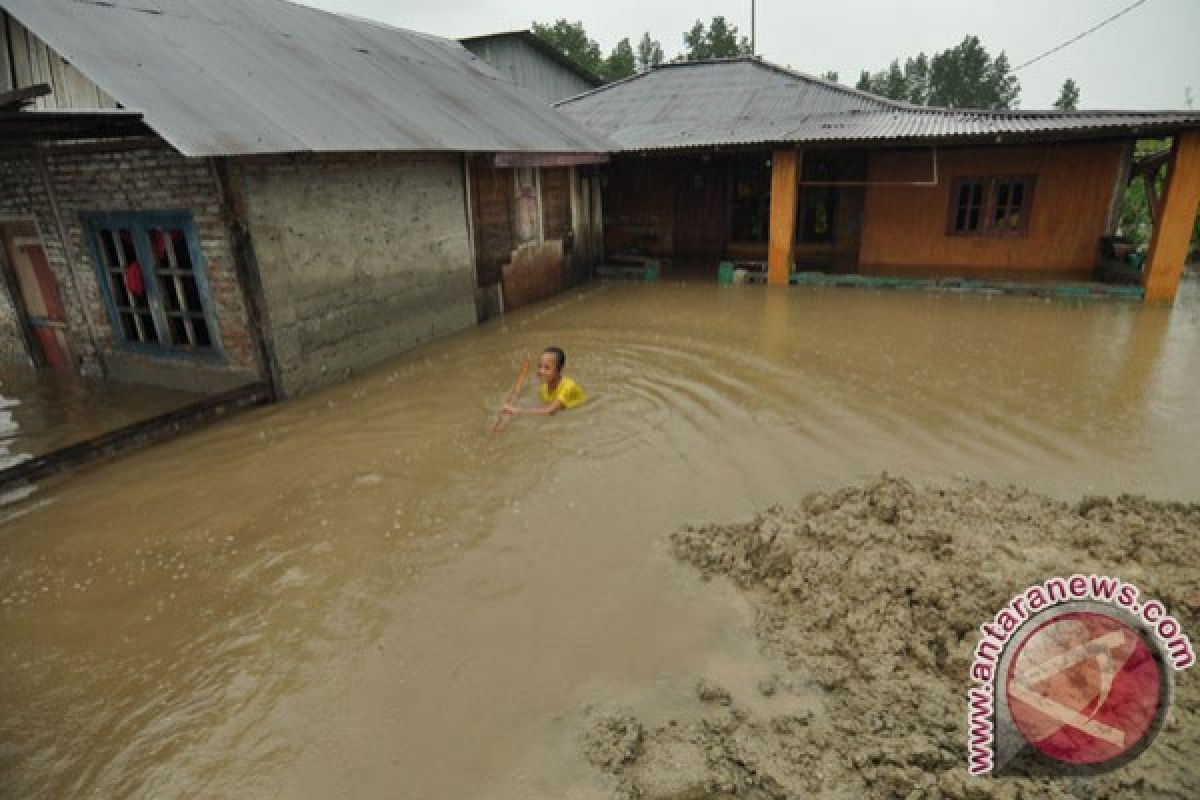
557,58,1200,302
0,0,611,399
460,31,605,104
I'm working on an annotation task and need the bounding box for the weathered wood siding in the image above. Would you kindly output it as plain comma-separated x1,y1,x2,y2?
860,142,1125,276
603,158,676,259
0,13,117,108
462,37,595,103
469,160,576,311
469,157,516,288
540,167,572,241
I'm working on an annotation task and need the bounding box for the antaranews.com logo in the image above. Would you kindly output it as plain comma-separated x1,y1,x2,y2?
967,574,1194,776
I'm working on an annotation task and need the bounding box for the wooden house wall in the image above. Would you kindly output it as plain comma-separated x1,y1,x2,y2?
469,159,579,312
540,167,572,241
603,158,676,259
0,13,118,109
462,37,596,103
469,157,515,288
859,142,1125,277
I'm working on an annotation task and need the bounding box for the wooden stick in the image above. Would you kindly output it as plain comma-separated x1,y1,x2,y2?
492,353,531,433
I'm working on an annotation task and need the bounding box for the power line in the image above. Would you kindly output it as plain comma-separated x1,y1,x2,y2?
1013,0,1149,72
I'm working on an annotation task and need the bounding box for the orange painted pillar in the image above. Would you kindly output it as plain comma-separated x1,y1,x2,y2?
767,149,801,286
1143,131,1200,304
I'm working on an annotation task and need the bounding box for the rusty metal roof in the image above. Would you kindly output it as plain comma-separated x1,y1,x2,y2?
0,0,614,157
557,58,1200,151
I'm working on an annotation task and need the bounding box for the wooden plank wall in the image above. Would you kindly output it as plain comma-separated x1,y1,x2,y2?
0,13,117,109
539,167,572,241
603,158,676,258
469,156,515,288
859,142,1125,277
0,14,12,92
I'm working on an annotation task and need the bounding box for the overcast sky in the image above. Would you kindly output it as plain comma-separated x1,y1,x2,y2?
292,0,1198,110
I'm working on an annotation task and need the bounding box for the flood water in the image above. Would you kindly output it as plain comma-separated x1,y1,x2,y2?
0,367,201,469
1,281,1198,799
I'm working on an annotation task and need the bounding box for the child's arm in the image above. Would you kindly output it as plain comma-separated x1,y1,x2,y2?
502,400,564,417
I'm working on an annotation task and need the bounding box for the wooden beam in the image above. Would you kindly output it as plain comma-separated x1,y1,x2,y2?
1143,131,1200,304
767,149,800,286
0,82,50,111
494,152,609,168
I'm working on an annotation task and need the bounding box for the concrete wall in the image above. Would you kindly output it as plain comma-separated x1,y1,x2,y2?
234,152,477,397
463,38,597,103
0,141,261,393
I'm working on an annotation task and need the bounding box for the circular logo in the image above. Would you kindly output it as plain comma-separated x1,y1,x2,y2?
1005,611,1165,766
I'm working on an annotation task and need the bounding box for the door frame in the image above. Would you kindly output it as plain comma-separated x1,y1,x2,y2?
0,219,52,368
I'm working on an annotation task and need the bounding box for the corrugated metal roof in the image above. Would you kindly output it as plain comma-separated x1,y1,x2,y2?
557,58,1200,151
0,0,614,157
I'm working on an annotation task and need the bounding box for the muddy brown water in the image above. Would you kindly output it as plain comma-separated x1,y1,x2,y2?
1,281,1198,798
0,367,202,469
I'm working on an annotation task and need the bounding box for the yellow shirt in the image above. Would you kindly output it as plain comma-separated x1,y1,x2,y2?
539,376,586,409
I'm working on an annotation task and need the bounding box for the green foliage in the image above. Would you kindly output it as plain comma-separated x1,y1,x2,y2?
1054,78,1080,111
604,38,637,81
822,71,839,83
1118,170,1154,249
681,16,752,61
857,36,1019,109
637,33,664,71
532,19,605,76
532,20,659,82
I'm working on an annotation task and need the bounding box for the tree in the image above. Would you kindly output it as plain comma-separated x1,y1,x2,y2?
927,37,1018,109
637,33,664,71
532,19,604,77
856,54,930,104
857,35,1019,109
604,38,637,81
681,16,752,61
1054,78,1080,111
822,70,839,83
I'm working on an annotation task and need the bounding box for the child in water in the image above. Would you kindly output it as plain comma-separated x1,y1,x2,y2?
503,346,585,417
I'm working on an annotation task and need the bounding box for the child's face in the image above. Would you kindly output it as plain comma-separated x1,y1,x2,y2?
537,352,560,384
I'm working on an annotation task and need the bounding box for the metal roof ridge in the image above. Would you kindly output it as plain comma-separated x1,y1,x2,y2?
557,55,915,112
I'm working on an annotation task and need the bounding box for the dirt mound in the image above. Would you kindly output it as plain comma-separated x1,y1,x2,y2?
584,476,1200,799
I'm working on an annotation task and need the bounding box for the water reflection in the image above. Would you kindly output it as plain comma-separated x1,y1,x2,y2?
0,367,201,462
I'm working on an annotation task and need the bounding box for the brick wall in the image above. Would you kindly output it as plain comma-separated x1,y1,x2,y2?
0,140,261,392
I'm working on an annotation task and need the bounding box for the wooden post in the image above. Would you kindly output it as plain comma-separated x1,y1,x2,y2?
768,149,800,286
1143,131,1200,304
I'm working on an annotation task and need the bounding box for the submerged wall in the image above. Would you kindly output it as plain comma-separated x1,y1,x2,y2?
860,142,1125,277
236,152,477,397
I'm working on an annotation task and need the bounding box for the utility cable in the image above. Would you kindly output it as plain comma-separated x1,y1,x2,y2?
1013,0,1149,72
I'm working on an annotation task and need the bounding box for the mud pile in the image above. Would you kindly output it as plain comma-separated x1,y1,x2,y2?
584,476,1200,799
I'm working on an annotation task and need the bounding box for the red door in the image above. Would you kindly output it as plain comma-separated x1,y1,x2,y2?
11,239,72,370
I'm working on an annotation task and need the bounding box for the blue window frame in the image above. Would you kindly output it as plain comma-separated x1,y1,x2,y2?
83,211,222,359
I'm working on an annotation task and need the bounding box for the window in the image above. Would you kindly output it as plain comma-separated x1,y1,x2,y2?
949,176,1035,236
84,212,218,356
